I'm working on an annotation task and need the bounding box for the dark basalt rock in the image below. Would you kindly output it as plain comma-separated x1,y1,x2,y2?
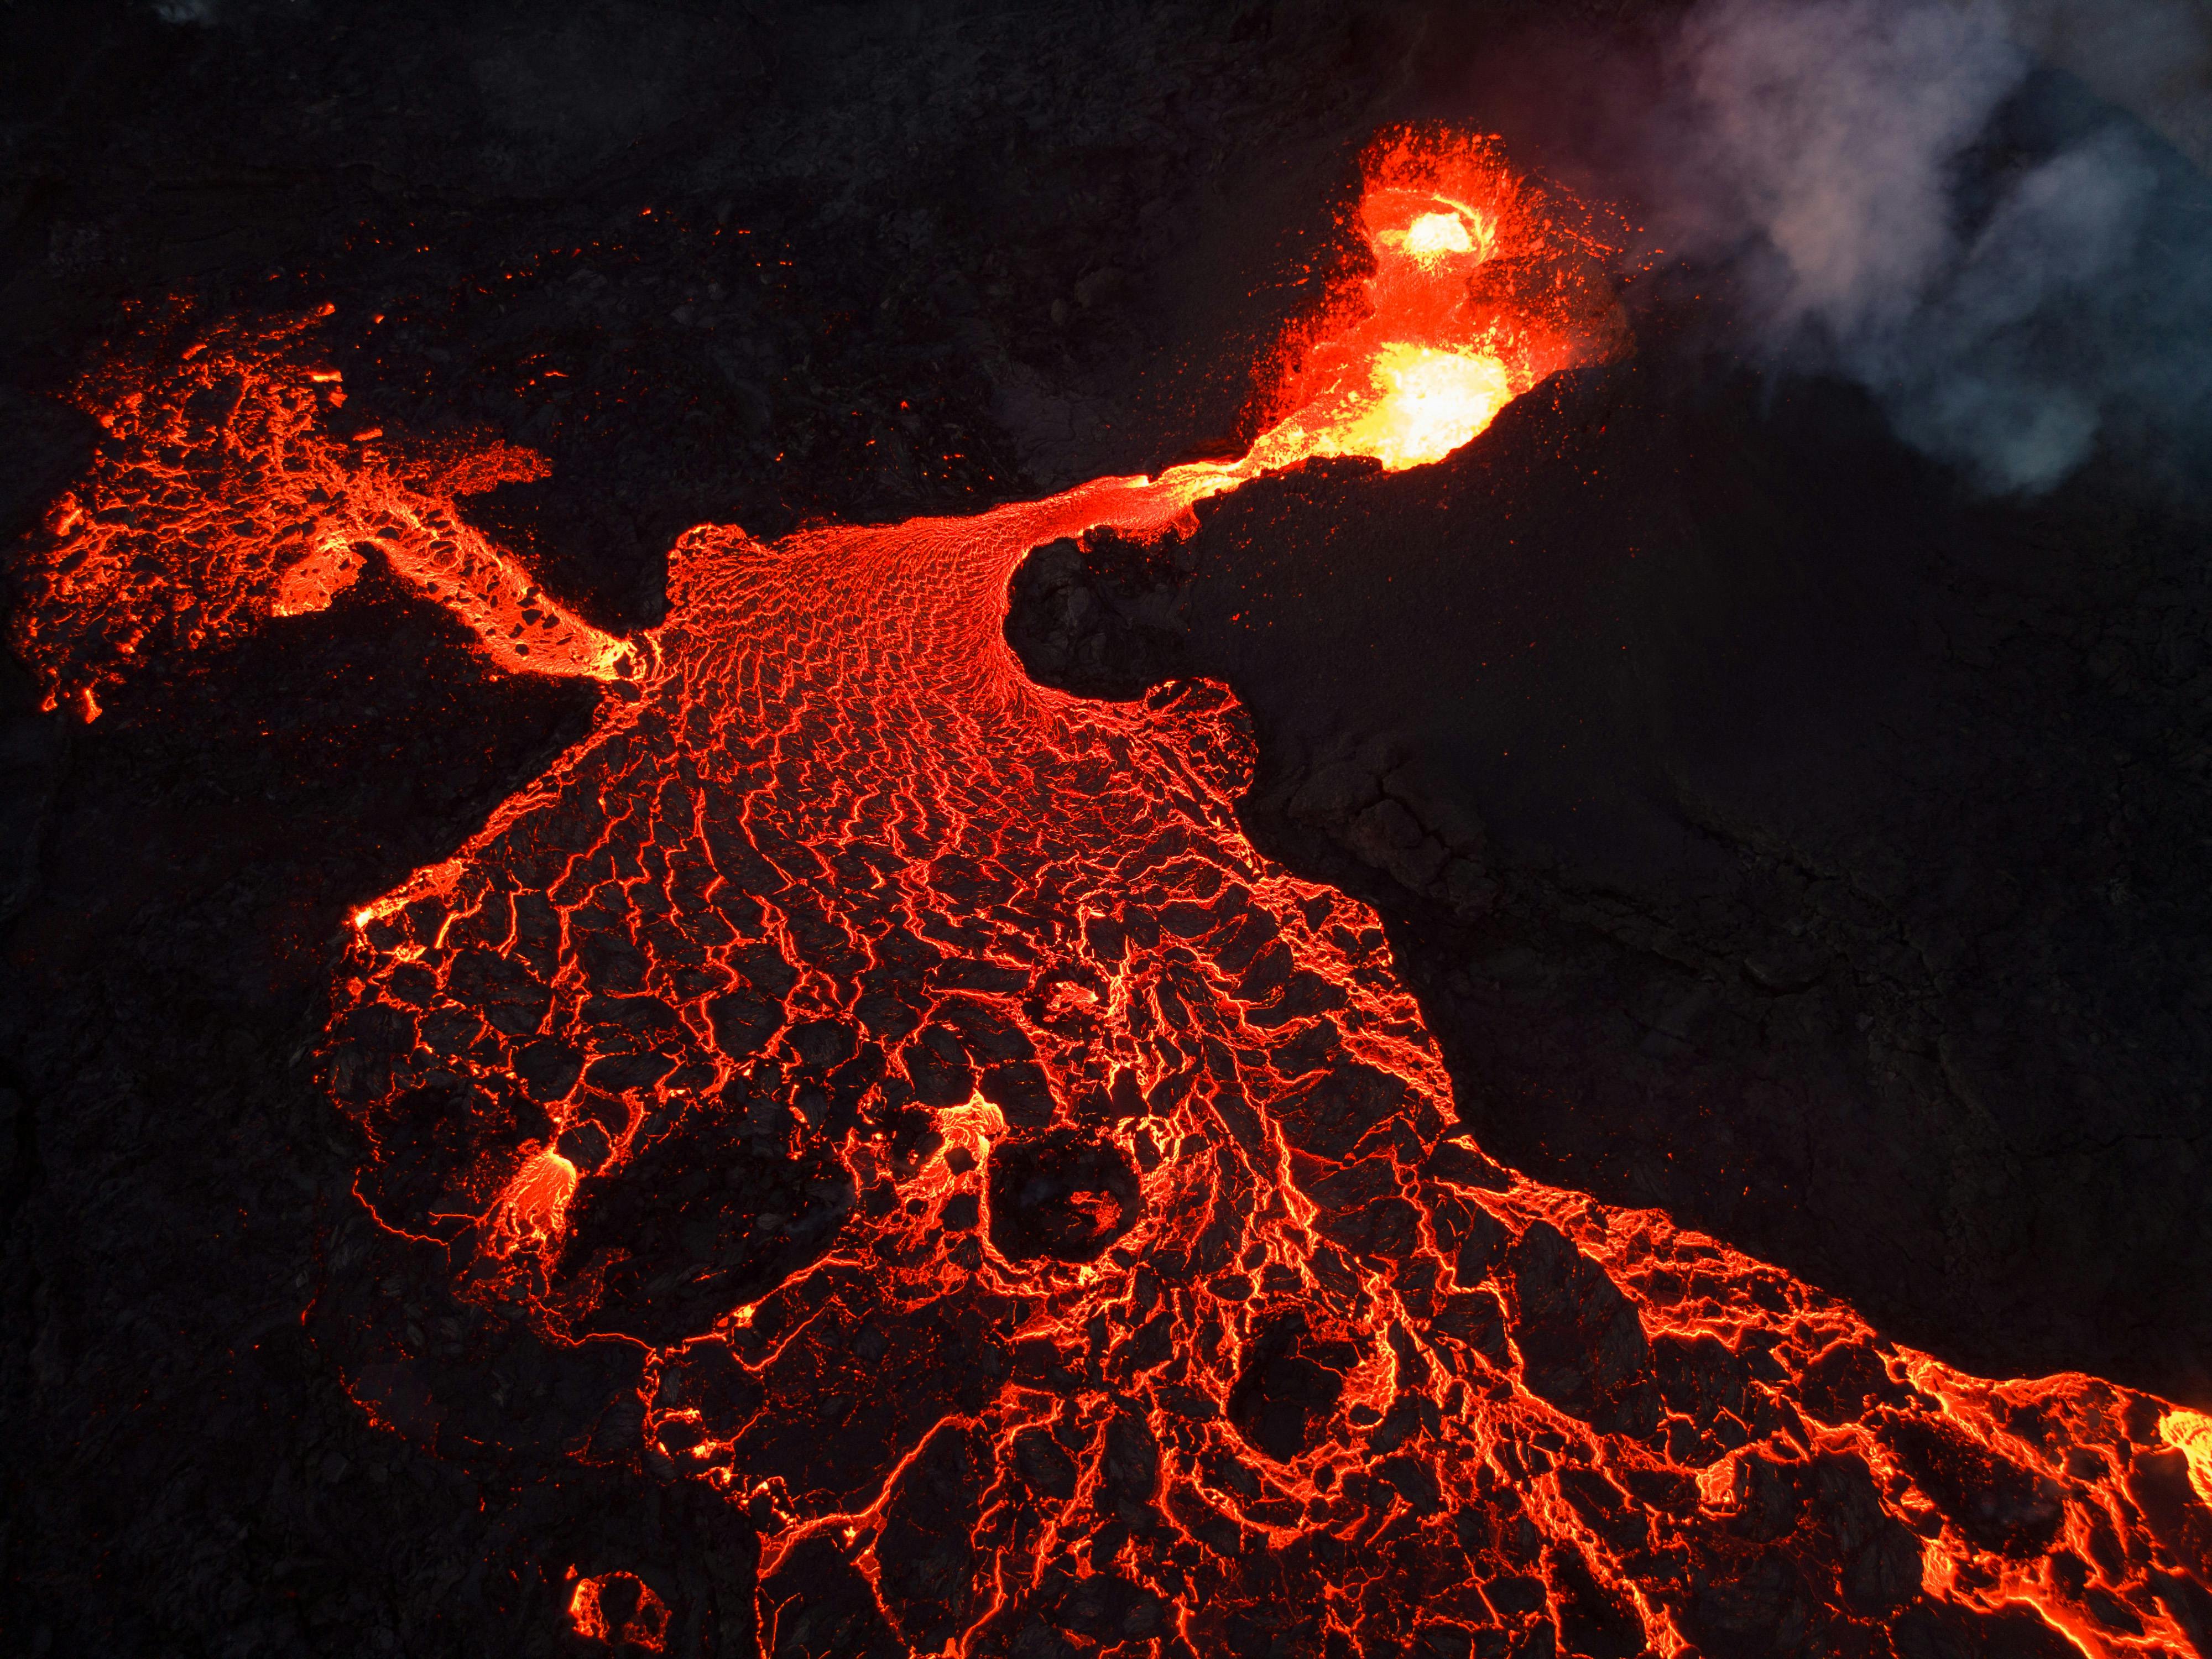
874,1423,989,1651
985,1126,1140,1264
1003,532,1191,702
1506,1220,1655,1432
556,1107,853,1347
760,1535,904,1659
1227,1312,1359,1463
1880,1414,2067,1559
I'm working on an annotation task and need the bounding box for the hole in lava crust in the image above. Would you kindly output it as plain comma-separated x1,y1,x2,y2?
1228,1312,1359,1462
984,1127,1141,1263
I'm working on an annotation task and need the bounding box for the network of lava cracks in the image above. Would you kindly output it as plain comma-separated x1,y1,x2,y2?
14,129,2212,1659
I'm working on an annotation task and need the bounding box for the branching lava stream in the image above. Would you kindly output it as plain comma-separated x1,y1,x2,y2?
14,131,2211,1658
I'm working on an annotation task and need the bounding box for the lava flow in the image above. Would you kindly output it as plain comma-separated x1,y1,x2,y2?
8,302,634,722
16,129,2212,1658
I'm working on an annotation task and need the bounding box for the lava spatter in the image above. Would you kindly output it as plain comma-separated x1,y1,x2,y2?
17,129,2211,1658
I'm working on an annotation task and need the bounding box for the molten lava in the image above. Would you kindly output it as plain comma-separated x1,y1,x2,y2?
13,129,2210,1658
570,1571,672,1652
1337,343,1515,471
1242,135,1618,479
8,303,634,721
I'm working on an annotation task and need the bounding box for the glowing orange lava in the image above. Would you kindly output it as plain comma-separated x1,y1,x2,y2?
1241,133,1619,479
7,304,634,721
493,1148,581,1258
570,1571,671,1652
12,128,2209,1659
2168,1409,2212,1506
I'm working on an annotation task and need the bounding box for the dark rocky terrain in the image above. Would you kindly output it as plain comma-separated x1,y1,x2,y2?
1014,349,2212,1406
2,1,2207,1653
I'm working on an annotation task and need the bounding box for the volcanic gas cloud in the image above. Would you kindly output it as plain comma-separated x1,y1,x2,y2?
15,129,2211,1659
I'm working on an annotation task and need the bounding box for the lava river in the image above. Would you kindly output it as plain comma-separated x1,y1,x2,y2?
14,131,2212,1659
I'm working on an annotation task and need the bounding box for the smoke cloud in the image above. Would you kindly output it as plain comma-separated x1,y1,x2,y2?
1650,0,2212,493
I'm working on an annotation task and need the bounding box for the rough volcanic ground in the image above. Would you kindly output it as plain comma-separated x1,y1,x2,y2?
1,1,2208,1655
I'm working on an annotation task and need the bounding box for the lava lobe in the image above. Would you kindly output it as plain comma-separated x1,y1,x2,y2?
986,1126,1142,1262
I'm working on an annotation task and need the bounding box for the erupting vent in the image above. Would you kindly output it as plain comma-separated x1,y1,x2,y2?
13,129,2210,1659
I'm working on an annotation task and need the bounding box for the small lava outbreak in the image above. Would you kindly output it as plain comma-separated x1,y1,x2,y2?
15,129,2212,1659
570,1572,673,1653
9,303,634,722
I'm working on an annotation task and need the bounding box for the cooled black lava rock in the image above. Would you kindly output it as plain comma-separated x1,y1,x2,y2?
1004,533,1191,701
1227,1312,1359,1462
556,1111,855,1348
985,1126,1140,1263
1506,1220,1655,1433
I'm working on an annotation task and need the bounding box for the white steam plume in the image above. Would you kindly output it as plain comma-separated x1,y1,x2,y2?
1656,0,2212,493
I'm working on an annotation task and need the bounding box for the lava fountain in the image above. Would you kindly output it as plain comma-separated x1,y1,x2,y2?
12,129,2210,1659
